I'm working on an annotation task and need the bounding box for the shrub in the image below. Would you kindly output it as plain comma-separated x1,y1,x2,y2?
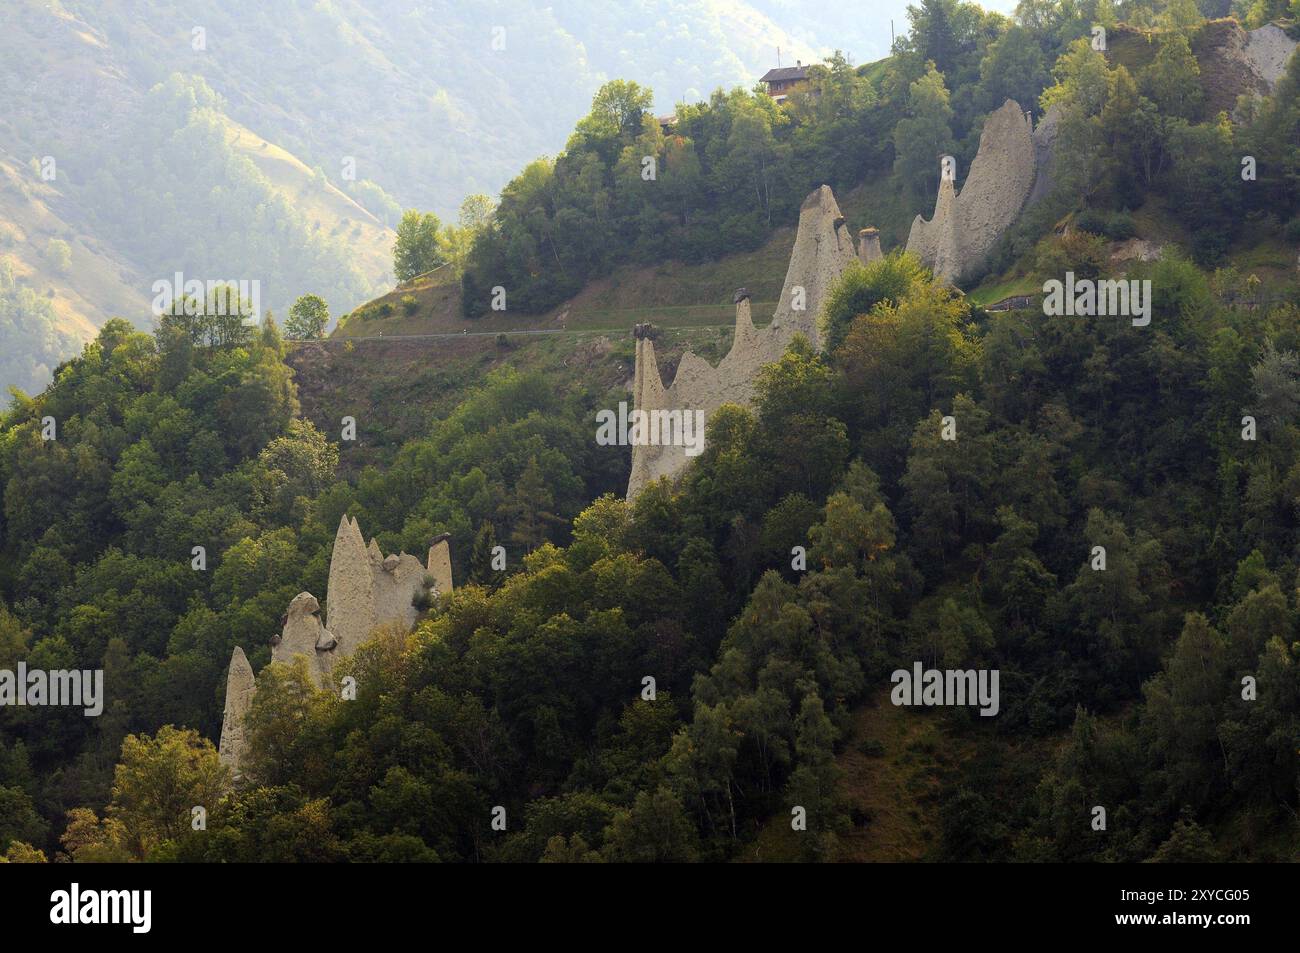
1073,208,1109,235
1190,227,1228,267
1074,209,1136,240
821,252,928,354
1104,212,1136,240
411,574,440,612
401,294,418,315
1037,229,1108,280
44,238,72,274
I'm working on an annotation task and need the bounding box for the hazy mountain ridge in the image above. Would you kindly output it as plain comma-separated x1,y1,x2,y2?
0,0,850,396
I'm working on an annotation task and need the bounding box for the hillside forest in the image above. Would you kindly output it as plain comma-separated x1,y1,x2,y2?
1,0,1299,863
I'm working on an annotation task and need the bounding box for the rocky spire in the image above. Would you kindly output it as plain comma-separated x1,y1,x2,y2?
731,287,758,354
632,329,666,412
625,185,858,500
906,100,1037,285
273,592,337,684
928,175,961,284
327,514,376,655
217,517,456,785
628,329,667,499
857,227,883,265
772,184,857,348
427,533,454,599
218,647,255,781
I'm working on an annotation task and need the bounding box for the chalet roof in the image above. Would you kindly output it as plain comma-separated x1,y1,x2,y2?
760,65,808,83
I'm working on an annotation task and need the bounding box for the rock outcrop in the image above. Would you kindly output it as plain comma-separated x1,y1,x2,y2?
858,227,883,265
620,94,1066,498
627,185,858,497
325,515,449,658
217,647,255,779
272,592,337,683
770,184,860,351
1156,21,1296,121
1244,24,1297,89
217,516,453,780
906,99,1039,285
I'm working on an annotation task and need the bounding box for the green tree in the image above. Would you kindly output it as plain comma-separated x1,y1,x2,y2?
1140,33,1204,121
469,520,505,586
59,808,133,863
1250,342,1300,429
458,194,496,233
893,63,957,199
1142,613,1230,811
0,786,47,853
753,338,850,499
44,239,72,275
393,210,444,281
603,787,700,862
0,841,46,862
909,0,960,74
107,726,229,859
821,252,928,354
1149,812,1221,862
900,397,996,571
1159,0,1203,31
1041,37,1111,117
285,293,330,339
441,195,497,276
242,657,323,786
979,26,1050,116
505,456,563,553
0,605,29,669
724,99,783,224
787,693,844,860
541,833,604,862
571,80,655,145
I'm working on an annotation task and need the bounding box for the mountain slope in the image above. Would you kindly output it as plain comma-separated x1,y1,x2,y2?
0,0,857,396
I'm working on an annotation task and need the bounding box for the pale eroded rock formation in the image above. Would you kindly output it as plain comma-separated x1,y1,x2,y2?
627,185,858,497
906,99,1039,285
1244,24,1297,89
217,647,255,781
325,515,450,659
902,26,1294,286
621,96,1059,498
272,592,337,682
217,516,453,779
858,227,883,265
1201,21,1298,117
